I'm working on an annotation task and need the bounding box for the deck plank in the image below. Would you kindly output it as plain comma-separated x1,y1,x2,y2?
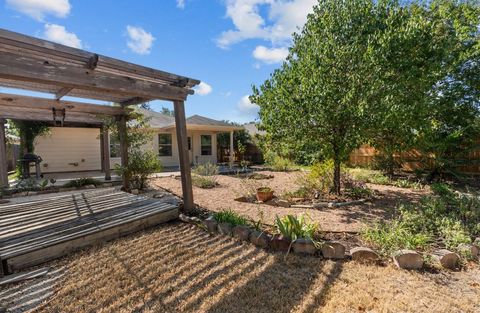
0,188,179,274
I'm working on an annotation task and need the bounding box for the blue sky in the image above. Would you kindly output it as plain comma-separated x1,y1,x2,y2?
0,0,316,124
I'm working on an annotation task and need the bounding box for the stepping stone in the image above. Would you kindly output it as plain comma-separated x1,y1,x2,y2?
392,249,423,270
217,222,233,236
350,247,379,263
270,235,291,252
321,241,346,259
432,249,459,269
179,213,193,223
249,230,270,249
233,225,251,241
203,216,217,233
292,238,317,255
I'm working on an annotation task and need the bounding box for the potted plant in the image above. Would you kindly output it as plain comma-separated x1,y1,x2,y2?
256,187,274,202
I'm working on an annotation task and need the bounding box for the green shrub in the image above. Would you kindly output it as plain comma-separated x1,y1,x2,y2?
213,209,249,226
64,177,102,188
283,186,311,200
268,155,295,172
274,214,319,243
114,150,162,190
346,186,373,199
192,163,219,176
307,160,334,193
362,184,480,256
192,175,217,189
347,168,390,185
361,221,431,255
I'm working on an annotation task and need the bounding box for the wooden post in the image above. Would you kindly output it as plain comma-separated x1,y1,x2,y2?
0,119,7,188
101,126,111,181
173,100,194,212
117,114,129,190
229,130,234,167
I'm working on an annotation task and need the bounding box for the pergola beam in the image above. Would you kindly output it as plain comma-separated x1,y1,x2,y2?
0,93,126,115
0,52,191,102
55,87,73,100
0,119,7,188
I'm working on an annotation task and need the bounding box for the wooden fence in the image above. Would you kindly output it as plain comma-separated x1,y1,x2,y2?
348,143,480,175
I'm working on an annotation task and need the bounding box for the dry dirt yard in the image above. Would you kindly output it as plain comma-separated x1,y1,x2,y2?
3,222,478,313
153,171,428,232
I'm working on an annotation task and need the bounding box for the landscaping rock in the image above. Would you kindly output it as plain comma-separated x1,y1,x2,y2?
432,249,460,270
103,183,113,187
392,249,423,270
292,238,317,255
249,230,270,249
233,225,251,241
84,184,96,189
218,222,233,236
321,241,346,259
350,247,379,263
458,243,479,259
270,235,291,252
179,214,192,223
190,216,202,224
203,216,218,234
131,189,139,195
274,199,291,208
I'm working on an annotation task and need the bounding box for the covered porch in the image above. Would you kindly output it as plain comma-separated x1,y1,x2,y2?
0,28,200,211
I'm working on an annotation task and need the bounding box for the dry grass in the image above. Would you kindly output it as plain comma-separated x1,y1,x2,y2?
34,222,480,313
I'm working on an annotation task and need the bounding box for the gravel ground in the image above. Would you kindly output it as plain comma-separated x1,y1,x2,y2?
153,171,428,232
8,222,477,313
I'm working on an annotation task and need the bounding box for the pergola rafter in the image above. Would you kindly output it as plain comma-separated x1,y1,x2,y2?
0,28,199,211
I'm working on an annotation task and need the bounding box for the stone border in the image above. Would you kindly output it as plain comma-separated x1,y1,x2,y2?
178,214,480,271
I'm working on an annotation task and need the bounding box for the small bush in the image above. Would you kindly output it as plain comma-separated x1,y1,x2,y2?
64,177,102,188
347,168,390,185
307,160,334,194
192,175,217,189
269,155,295,172
192,163,219,176
283,186,311,200
213,209,249,226
361,220,431,255
114,149,162,190
275,214,319,243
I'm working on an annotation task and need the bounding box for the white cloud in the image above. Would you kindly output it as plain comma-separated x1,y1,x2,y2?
43,24,82,48
237,95,259,116
126,26,155,55
217,0,316,48
253,45,288,64
176,0,185,9
194,82,213,96
6,0,71,21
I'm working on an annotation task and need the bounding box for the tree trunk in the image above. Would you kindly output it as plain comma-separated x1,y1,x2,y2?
333,158,341,195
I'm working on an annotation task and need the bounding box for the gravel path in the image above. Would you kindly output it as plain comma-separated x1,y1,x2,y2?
153,171,428,232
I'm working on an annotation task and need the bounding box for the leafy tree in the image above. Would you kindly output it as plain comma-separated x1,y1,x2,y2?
216,121,252,160
8,120,50,154
160,106,175,117
252,0,420,193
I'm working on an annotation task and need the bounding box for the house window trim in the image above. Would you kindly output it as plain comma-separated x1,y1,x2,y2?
158,133,173,157
200,134,212,156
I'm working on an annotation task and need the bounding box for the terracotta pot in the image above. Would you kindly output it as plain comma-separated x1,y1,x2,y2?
256,188,274,202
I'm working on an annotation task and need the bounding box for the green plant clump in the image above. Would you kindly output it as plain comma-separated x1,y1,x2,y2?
275,214,319,243
192,175,217,189
213,209,249,226
362,184,480,255
192,163,219,176
268,155,295,172
114,150,162,190
64,177,102,188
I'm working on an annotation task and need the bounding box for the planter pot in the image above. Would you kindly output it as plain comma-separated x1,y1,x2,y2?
256,188,274,202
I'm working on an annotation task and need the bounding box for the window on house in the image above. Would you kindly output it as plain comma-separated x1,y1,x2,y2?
158,133,172,156
201,135,212,156
109,134,121,158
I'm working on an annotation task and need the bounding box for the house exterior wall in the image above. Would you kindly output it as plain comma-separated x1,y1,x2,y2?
34,127,219,173
34,127,101,173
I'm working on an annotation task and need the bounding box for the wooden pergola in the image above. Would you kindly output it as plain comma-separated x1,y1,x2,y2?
0,28,200,210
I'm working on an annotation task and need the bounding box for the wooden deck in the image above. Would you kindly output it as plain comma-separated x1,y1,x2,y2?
0,188,179,274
